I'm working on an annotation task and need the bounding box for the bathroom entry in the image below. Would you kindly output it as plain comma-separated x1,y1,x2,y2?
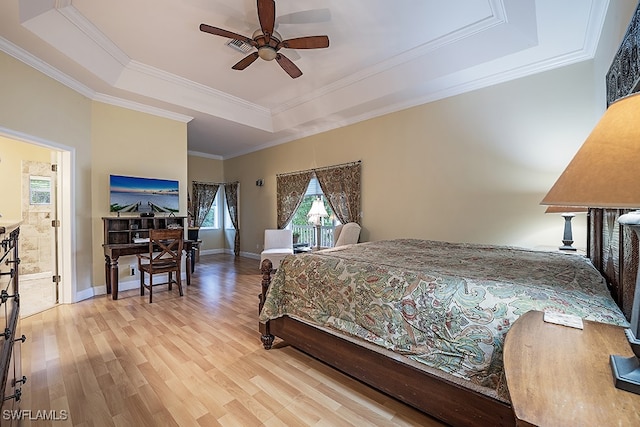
20,157,59,317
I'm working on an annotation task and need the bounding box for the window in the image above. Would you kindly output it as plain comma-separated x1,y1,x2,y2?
287,175,340,247
30,176,51,205
200,187,220,229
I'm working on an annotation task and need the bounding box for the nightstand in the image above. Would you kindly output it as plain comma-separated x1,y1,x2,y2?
504,310,640,426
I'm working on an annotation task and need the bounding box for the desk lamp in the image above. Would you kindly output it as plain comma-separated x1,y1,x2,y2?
541,92,640,394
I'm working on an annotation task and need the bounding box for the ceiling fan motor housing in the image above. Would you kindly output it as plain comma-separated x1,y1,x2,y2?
253,29,281,61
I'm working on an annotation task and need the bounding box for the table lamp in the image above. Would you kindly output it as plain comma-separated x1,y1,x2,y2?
307,197,328,249
541,92,640,394
544,206,588,251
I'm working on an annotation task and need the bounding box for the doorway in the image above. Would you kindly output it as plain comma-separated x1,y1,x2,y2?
20,159,57,317
0,129,73,317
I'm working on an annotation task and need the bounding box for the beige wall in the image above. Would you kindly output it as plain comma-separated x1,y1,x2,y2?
222,1,639,258
0,136,51,220
91,102,188,286
0,0,634,300
225,60,601,256
0,50,94,296
187,154,226,250
0,50,188,296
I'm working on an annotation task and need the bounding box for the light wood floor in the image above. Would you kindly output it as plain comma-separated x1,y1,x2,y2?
19,254,446,426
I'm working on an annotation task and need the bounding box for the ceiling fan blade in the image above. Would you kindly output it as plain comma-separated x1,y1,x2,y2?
257,0,276,38
278,36,329,50
200,24,256,47
232,52,260,70
276,53,302,78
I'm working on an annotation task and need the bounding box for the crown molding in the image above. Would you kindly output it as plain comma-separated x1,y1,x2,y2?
93,93,193,123
270,1,507,116
187,150,224,160
0,36,194,124
0,36,95,98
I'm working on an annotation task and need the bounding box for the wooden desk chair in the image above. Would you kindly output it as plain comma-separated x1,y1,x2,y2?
137,228,184,303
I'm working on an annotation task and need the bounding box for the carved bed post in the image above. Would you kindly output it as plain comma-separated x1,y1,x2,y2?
259,259,275,349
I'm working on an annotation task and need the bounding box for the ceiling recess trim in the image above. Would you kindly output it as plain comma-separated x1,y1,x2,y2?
19,0,272,131
0,36,193,124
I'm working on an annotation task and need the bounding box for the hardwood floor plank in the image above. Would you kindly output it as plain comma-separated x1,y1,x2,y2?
18,254,448,426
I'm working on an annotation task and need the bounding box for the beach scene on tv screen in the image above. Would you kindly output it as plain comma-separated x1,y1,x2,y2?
110,175,179,213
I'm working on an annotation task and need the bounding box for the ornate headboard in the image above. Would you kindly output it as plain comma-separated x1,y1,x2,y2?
589,209,638,319
606,1,640,106
588,3,640,320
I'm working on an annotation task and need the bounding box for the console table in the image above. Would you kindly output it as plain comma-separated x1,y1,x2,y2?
504,310,640,426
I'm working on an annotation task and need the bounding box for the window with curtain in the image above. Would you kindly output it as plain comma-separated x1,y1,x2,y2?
224,182,240,256
276,161,361,246
191,182,219,228
287,176,339,246
199,188,220,229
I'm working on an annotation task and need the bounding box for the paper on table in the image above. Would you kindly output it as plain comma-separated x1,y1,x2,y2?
543,311,584,329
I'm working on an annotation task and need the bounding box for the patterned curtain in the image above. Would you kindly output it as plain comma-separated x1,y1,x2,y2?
276,172,313,229
191,182,219,227
315,162,361,225
224,182,240,256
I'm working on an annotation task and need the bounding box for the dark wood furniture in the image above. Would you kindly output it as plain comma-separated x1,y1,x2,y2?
103,215,186,245
504,310,640,426
0,222,26,424
257,210,636,427
102,216,191,300
258,259,515,427
138,229,184,303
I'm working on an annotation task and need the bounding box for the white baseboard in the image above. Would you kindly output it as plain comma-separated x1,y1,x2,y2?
85,273,189,301
199,248,227,256
82,250,255,302
77,286,100,301
242,251,260,260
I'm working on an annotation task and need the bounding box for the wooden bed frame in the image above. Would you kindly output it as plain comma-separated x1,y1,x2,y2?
257,208,635,427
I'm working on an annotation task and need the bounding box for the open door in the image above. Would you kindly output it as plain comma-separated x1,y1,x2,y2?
20,157,59,317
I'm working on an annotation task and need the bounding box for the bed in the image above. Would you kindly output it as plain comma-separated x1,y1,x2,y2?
258,212,632,426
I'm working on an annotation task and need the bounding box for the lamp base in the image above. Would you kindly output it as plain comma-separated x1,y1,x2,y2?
612,215,640,395
559,244,577,251
559,213,576,251
610,354,640,394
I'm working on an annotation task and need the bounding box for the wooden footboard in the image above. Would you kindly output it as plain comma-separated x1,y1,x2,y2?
258,259,515,427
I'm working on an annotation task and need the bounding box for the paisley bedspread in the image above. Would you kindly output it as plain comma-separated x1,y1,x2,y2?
259,239,628,395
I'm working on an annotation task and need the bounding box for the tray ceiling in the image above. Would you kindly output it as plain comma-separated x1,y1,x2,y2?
0,0,609,158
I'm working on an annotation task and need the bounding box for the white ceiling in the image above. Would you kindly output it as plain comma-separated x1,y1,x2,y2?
0,0,609,159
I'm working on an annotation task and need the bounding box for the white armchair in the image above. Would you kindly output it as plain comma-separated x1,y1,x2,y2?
260,229,293,269
333,222,361,247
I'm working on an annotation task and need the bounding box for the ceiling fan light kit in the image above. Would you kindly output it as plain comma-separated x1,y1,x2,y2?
200,0,329,78
254,30,280,61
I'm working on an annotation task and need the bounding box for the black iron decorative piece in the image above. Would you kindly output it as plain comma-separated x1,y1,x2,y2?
607,1,640,106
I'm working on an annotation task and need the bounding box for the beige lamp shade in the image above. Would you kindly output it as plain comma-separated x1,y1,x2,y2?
544,206,589,214
541,92,640,208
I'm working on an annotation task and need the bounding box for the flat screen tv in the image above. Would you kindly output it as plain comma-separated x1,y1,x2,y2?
109,174,179,214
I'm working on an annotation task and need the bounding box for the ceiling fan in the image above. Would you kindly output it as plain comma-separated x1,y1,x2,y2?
200,0,329,79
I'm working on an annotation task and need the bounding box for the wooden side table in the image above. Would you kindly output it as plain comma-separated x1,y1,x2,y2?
504,310,640,426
